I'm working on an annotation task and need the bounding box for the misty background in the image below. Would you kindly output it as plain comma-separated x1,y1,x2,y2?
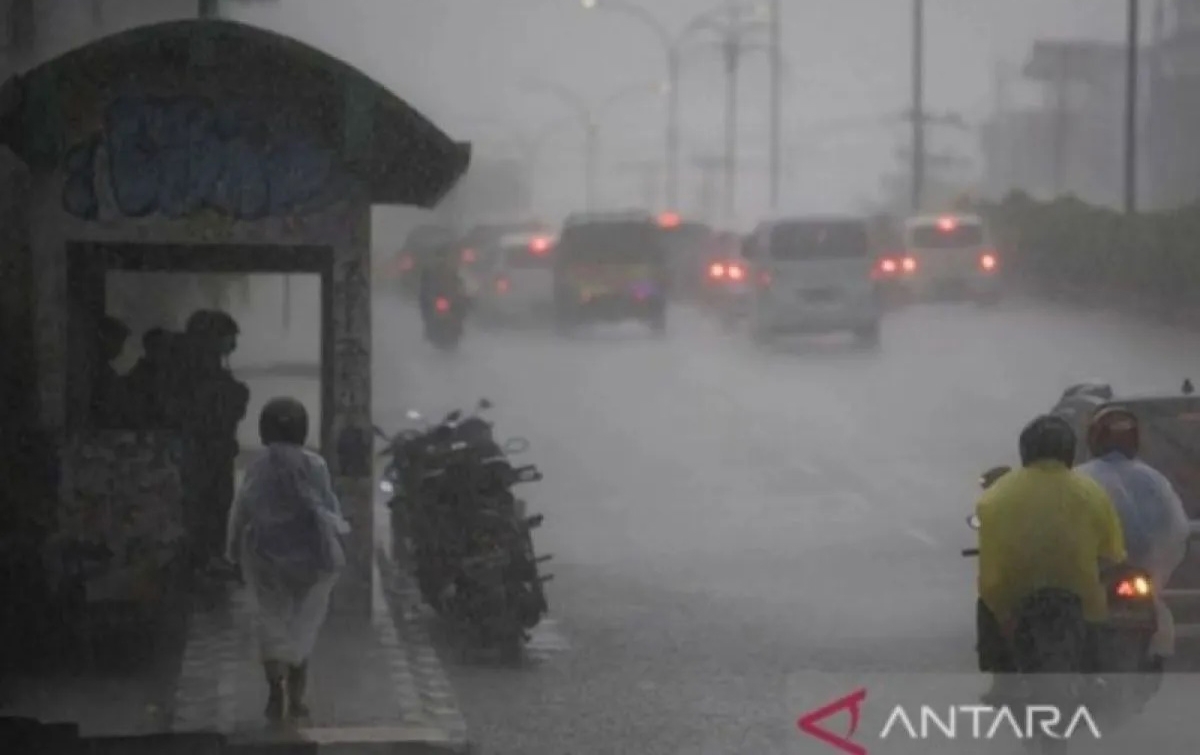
223,0,1136,232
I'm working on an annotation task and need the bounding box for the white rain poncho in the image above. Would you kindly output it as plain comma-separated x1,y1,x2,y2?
225,444,351,664
1077,451,1191,657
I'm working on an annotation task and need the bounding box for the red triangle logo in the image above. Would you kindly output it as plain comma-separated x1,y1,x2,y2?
797,687,868,755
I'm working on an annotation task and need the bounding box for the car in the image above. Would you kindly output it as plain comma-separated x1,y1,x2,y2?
699,232,751,325
742,215,882,346
877,213,1001,305
553,211,669,335
1050,379,1200,640
473,232,557,325
455,219,550,301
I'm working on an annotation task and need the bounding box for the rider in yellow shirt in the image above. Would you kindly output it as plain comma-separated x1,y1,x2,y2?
975,414,1126,700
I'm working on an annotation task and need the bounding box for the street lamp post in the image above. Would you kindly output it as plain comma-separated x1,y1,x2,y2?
581,0,684,210
691,2,770,225
523,79,599,210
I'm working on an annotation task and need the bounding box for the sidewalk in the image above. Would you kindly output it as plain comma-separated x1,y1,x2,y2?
171,549,471,753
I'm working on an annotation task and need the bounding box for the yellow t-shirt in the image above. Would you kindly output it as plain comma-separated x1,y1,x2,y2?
977,460,1126,623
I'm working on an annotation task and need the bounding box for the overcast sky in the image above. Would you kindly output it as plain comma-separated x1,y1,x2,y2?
229,0,1152,220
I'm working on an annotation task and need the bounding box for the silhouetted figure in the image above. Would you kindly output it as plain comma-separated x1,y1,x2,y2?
179,310,250,568
90,315,131,428
126,328,181,429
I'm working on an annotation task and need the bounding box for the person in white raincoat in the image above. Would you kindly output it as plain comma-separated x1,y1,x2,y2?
1075,406,1190,662
225,397,351,721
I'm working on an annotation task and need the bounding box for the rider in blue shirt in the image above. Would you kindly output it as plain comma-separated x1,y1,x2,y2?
1076,406,1190,661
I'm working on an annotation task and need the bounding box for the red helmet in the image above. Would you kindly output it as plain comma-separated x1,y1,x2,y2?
1087,406,1140,459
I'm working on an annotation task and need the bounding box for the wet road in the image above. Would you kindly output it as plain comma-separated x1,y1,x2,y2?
374,296,1200,754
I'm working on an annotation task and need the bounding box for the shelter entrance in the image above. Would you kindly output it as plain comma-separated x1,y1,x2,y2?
65,242,336,455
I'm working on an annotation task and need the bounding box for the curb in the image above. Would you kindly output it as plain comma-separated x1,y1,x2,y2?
373,549,472,754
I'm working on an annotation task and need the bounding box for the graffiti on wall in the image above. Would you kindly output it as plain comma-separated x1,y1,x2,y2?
62,95,345,221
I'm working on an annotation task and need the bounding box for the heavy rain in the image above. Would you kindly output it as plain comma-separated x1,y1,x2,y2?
4,1,1200,754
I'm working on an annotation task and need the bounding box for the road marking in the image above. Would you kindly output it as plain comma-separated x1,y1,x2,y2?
903,525,938,547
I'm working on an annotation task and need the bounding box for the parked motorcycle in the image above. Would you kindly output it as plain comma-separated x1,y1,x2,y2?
376,399,551,656
963,465,1160,752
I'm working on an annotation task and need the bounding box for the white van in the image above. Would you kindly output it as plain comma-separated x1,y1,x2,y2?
474,232,557,323
745,216,881,345
892,213,1000,304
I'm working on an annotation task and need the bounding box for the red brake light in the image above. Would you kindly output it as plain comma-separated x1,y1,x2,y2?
728,264,744,281
1116,576,1151,598
937,216,957,232
461,248,477,264
658,211,681,229
435,297,451,313
530,236,551,254
495,277,509,293
980,251,997,271
709,262,726,279
881,258,897,274
901,256,917,273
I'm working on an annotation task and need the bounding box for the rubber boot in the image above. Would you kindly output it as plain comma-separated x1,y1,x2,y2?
263,660,287,722
287,661,310,719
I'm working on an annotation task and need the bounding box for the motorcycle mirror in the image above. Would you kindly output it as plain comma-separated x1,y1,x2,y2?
979,465,1011,490
503,437,530,454
966,514,981,530
1185,378,1195,396
516,465,543,483
444,410,462,423
478,397,494,411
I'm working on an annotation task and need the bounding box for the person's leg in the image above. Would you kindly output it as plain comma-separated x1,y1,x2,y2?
285,570,340,718
978,599,1017,702
244,558,298,719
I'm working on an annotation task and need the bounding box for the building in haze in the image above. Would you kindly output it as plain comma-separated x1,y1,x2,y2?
982,0,1200,211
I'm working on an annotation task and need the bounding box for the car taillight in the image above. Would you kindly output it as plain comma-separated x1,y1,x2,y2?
901,256,917,273
495,277,509,293
435,297,451,313
1115,576,1152,598
873,258,898,279
728,264,744,281
709,262,726,279
980,251,998,272
461,248,476,264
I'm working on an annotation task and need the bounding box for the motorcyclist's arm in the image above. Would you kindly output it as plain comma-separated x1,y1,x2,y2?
1152,472,1190,580
974,493,1009,621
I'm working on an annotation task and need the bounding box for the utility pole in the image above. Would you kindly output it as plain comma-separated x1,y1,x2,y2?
768,0,782,209
723,33,740,224
666,49,681,210
910,0,925,212
584,122,599,211
1124,0,1140,214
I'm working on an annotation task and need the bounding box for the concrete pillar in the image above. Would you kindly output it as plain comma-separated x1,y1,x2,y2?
328,203,374,619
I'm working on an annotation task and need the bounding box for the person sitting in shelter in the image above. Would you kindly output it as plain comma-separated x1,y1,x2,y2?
89,315,132,428
179,310,250,569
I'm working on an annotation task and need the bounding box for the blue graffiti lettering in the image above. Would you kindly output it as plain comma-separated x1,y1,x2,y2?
62,95,342,221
